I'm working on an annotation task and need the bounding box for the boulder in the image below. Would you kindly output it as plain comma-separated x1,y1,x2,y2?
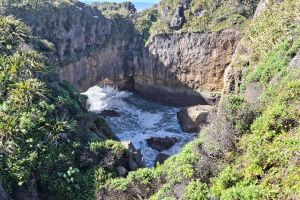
116,166,128,177
121,141,145,168
289,50,300,70
154,153,170,165
128,157,139,171
147,137,177,152
177,105,213,133
99,109,120,118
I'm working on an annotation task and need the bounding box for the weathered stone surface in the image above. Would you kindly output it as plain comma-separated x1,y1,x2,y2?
289,50,300,70
170,5,185,30
177,105,214,133
154,153,170,165
7,2,136,92
254,0,283,18
253,0,270,18
134,30,240,106
121,141,144,168
92,1,137,14
10,2,109,60
222,39,251,95
128,157,139,171
59,42,135,91
116,166,128,177
245,82,263,105
147,137,177,151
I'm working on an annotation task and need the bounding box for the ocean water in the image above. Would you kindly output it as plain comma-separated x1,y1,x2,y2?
83,86,196,167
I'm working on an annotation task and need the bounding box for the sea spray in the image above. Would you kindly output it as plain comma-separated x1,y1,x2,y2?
83,86,196,167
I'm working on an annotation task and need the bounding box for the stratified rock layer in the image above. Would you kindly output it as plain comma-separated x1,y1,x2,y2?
7,2,240,106
134,30,240,105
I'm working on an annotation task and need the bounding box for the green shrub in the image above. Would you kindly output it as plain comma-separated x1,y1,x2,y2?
225,94,256,132
242,38,300,88
90,140,125,152
245,0,300,60
184,180,209,200
149,184,174,200
0,16,30,55
0,15,119,200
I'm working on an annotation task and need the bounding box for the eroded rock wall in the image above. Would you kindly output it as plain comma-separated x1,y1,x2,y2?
134,30,240,105
7,1,240,106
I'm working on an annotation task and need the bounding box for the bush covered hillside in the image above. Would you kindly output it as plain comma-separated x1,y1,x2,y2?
134,0,260,43
0,16,135,200
1,0,300,199
99,0,300,199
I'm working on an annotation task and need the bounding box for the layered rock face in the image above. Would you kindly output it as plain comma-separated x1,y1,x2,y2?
7,2,136,91
134,30,240,105
8,2,240,106
10,2,111,60
60,41,135,91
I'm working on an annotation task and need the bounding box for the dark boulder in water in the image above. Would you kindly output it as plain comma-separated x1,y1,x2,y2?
99,109,121,118
147,137,177,152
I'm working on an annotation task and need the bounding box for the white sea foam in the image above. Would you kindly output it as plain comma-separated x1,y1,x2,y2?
83,85,196,167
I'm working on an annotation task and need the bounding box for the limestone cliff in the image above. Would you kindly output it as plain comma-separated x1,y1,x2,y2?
5,1,137,91
5,0,240,106
134,30,240,105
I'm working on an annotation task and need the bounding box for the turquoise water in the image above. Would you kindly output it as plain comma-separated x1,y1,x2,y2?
80,0,158,10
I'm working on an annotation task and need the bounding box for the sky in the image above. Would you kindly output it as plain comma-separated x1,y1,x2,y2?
80,0,160,10
80,0,159,3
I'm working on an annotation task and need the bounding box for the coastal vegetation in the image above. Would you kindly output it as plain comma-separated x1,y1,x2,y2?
0,15,128,200
0,0,300,199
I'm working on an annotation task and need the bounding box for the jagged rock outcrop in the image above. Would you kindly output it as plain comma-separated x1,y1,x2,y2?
147,137,177,151
121,141,145,169
289,49,300,70
170,5,185,29
134,30,241,105
154,153,170,165
9,2,111,60
91,1,137,14
177,105,214,133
